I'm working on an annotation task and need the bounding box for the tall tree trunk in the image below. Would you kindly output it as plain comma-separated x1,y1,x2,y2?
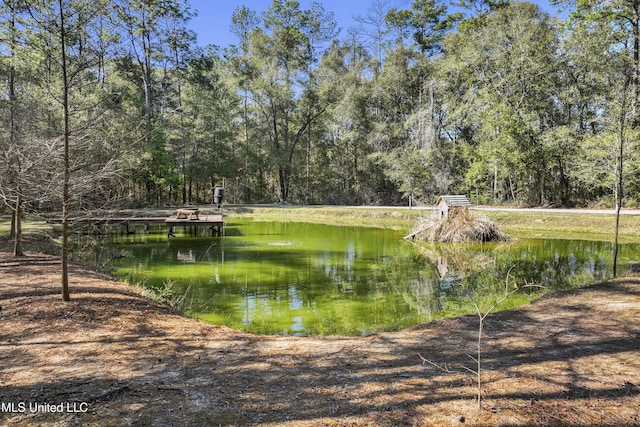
244,91,250,203
13,193,23,257
143,19,152,139
278,166,289,203
493,162,498,202
613,114,625,278
8,0,22,256
632,2,639,125
9,211,16,239
306,111,311,204
182,165,187,205
59,0,71,301
614,35,636,277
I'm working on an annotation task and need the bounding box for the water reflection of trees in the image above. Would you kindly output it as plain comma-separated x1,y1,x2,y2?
402,271,441,322
414,239,615,291
408,239,621,319
416,243,499,279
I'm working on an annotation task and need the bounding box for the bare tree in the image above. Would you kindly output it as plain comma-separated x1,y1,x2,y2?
25,0,118,300
1,0,24,256
353,0,391,70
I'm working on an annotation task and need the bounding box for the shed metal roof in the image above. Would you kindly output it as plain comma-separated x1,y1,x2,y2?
436,195,471,207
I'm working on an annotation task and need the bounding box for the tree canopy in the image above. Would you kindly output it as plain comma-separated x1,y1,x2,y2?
1,0,638,216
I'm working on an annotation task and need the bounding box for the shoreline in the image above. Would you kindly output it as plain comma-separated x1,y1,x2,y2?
1,248,639,426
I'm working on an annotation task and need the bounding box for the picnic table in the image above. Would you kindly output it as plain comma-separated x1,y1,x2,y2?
175,208,199,220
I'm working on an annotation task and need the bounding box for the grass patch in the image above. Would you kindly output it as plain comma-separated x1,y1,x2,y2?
0,215,58,254
0,215,54,236
482,210,640,242
227,206,640,243
226,205,424,230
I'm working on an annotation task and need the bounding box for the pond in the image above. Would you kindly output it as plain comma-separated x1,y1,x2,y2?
102,219,640,336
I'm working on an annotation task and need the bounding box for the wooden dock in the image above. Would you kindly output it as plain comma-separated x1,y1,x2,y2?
49,212,225,237
164,215,224,236
163,214,223,226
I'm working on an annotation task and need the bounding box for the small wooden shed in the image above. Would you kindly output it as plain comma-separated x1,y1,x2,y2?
436,195,471,221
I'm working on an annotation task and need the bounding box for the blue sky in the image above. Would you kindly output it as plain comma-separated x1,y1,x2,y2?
188,0,566,48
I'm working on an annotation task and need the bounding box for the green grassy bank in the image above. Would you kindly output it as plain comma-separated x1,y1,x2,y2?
225,205,423,230
2,206,640,244
224,205,640,243
0,216,54,240
481,210,640,242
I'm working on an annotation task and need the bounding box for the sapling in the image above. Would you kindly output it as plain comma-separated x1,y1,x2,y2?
420,266,544,410
469,267,545,409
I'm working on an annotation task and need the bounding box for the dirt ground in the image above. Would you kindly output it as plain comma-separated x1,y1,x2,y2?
1,240,639,426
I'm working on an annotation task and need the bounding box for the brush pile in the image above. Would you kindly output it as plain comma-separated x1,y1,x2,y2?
406,209,508,243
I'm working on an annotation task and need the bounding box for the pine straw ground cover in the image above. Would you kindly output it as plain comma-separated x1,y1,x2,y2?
1,246,639,426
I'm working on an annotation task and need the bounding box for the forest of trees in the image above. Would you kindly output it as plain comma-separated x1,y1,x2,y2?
2,0,640,216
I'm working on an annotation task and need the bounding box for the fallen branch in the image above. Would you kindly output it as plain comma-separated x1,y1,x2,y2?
418,353,460,373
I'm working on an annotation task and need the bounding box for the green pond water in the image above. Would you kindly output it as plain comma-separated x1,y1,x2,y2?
102,219,640,336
